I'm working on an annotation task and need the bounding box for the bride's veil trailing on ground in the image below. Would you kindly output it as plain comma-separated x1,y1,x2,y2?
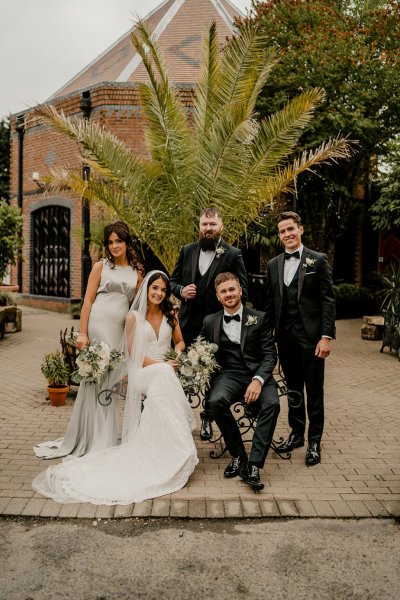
121,270,168,444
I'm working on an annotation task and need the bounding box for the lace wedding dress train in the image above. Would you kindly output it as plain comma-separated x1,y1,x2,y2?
33,260,138,459
32,316,198,504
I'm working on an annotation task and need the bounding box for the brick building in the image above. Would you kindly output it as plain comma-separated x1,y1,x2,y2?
9,0,242,311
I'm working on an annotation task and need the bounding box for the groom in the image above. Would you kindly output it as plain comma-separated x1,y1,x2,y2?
170,207,248,441
201,272,279,490
264,211,336,466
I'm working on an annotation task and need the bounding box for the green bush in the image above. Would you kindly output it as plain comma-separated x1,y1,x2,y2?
0,201,23,282
41,350,70,387
334,284,375,319
0,292,19,307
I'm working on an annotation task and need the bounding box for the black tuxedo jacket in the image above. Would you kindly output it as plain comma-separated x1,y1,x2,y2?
201,307,277,384
170,240,248,329
265,246,336,343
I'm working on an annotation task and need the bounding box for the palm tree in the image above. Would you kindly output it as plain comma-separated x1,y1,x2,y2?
35,21,353,273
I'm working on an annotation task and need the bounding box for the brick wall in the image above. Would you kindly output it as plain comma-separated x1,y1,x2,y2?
10,82,195,310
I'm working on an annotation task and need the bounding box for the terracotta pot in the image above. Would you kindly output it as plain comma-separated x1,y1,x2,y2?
47,385,69,407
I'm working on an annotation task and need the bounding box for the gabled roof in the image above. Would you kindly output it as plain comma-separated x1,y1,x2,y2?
50,0,243,99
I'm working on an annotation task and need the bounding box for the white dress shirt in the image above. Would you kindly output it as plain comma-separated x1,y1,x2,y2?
198,249,215,276
223,305,264,386
283,244,303,286
223,305,243,344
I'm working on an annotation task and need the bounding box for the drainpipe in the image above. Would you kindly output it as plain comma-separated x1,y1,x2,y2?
80,91,92,297
16,114,25,292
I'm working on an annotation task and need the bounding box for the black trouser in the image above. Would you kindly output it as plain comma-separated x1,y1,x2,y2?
208,372,280,467
277,328,325,443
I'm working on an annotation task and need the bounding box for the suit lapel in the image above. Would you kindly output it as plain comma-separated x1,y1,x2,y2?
213,312,223,348
206,240,227,288
191,244,201,281
298,247,309,300
240,307,249,354
206,257,219,288
277,254,285,297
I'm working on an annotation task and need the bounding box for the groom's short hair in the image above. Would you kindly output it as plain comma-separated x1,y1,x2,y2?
214,272,240,289
200,207,223,220
275,211,302,226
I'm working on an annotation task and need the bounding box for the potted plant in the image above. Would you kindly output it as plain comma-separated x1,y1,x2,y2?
41,350,70,406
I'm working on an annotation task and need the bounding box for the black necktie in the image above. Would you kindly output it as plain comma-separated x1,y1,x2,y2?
224,314,241,324
284,250,300,260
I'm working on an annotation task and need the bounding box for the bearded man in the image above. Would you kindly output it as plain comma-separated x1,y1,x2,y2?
170,207,248,440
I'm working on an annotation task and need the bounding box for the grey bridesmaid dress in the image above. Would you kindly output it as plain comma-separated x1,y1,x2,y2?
33,259,138,459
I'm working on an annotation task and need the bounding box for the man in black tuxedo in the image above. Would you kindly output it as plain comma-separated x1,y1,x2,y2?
201,272,279,490
170,208,248,441
265,211,335,466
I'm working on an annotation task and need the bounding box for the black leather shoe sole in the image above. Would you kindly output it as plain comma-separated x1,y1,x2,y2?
224,468,241,478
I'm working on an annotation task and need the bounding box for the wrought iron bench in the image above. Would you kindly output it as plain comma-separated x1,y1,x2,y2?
380,309,400,361
97,369,301,461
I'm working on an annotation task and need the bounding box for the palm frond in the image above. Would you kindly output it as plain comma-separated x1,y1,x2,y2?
34,105,148,186
37,20,356,272
194,22,220,138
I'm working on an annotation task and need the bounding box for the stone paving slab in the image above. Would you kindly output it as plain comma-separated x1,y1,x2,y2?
0,307,399,518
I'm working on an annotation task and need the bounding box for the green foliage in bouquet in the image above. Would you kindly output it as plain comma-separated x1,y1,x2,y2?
165,336,220,395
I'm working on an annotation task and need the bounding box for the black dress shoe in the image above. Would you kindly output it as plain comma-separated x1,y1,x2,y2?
276,431,304,453
224,455,247,478
306,441,321,466
200,418,213,441
239,463,264,491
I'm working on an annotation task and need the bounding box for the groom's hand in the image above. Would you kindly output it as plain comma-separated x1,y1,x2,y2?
244,379,262,404
181,284,197,300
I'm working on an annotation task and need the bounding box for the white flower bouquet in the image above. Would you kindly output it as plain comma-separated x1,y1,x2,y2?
71,340,124,385
164,336,220,394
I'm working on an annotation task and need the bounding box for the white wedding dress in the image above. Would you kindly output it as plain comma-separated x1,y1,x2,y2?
32,314,198,505
33,260,138,459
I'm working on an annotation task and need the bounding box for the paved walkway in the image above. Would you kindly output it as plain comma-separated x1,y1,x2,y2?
0,307,399,519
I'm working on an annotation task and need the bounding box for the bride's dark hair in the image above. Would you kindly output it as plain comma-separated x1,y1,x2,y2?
147,272,177,329
103,220,144,273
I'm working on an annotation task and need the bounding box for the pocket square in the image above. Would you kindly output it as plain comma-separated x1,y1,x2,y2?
304,271,316,276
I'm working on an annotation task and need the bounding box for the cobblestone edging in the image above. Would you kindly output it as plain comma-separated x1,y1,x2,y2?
1,496,398,519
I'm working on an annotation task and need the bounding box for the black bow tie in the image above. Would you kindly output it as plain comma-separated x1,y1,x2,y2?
224,314,241,323
284,250,300,260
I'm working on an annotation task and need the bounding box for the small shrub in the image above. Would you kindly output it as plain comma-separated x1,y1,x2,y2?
0,292,19,307
334,284,375,319
0,201,23,283
41,350,70,387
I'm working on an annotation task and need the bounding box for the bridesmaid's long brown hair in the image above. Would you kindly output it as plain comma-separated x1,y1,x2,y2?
103,221,144,273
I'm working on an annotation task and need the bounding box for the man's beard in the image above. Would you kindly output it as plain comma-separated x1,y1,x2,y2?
199,232,220,251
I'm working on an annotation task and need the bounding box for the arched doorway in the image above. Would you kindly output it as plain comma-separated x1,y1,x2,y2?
31,205,70,297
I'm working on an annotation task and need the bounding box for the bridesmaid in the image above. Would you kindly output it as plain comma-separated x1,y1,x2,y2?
76,220,144,351
34,220,144,459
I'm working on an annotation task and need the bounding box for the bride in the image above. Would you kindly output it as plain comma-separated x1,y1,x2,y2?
32,271,198,505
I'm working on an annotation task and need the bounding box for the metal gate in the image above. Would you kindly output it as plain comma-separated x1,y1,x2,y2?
31,205,70,297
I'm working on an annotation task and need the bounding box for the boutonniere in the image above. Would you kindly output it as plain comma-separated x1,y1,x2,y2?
303,257,317,268
244,315,257,327
215,247,225,259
